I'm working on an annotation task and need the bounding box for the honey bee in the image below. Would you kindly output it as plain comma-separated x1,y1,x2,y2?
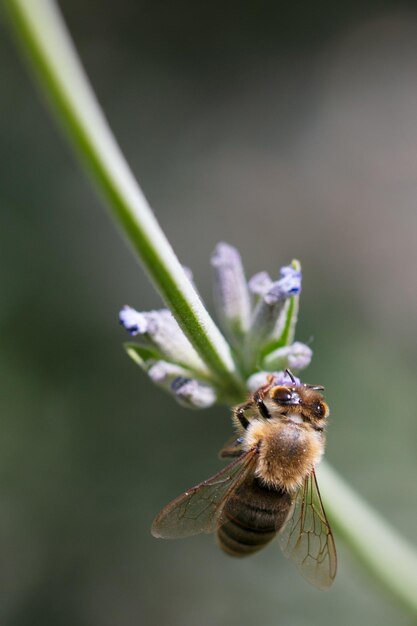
152,370,337,589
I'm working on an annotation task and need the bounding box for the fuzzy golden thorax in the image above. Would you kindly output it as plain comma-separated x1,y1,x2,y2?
236,383,329,492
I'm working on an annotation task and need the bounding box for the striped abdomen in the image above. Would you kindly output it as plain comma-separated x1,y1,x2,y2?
217,475,293,557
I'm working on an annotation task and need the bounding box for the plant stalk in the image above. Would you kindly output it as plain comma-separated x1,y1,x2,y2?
4,0,245,399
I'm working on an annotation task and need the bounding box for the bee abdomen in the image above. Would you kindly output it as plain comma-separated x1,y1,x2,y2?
217,478,292,558
217,512,277,557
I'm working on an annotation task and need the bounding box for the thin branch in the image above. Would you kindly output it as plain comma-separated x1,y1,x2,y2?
4,0,245,400
318,462,417,614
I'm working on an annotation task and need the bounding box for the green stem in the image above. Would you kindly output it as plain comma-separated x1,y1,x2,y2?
317,462,417,614
4,0,245,400
5,0,417,617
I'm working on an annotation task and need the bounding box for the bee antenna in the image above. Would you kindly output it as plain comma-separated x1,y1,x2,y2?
285,368,296,384
304,383,324,391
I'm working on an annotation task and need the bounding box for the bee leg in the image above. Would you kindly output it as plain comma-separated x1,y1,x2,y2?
254,390,271,419
235,406,250,430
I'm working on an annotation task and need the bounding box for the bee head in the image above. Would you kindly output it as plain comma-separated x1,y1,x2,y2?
269,380,329,426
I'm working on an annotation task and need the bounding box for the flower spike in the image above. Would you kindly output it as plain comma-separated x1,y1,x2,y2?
120,246,307,407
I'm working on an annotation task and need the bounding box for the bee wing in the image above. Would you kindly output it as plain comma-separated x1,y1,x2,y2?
218,435,244,459
151,449,257,539
278,469,337,590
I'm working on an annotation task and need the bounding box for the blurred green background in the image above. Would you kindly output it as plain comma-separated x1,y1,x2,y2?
1,1,417,624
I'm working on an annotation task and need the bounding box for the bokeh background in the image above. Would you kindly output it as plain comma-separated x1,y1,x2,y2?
1,1,417,624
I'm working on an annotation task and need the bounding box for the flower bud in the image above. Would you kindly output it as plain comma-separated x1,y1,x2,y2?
119,305,147,336
120,306,209,375
211,242,251,344
148,361,195,389
171,377,217,409
246,369,301,392
243,264,302,368
262,341,312,371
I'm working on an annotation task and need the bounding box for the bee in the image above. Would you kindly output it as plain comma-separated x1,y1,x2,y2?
152,370,337,589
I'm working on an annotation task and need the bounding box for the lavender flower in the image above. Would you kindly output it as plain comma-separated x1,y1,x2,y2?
120,244,309,408
211,242,251,345
248,271,273,305
242,265,301,370
120,306,209,375
119,305,147,336
262,341,312,372
148,361,196,387
247,370,301,392
171,377,217,409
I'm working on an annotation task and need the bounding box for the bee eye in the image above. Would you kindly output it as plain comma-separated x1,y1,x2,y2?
272,387,293,404
313,401,327,419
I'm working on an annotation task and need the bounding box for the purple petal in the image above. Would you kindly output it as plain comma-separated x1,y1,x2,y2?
264,270,301,305
119,305,147,336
